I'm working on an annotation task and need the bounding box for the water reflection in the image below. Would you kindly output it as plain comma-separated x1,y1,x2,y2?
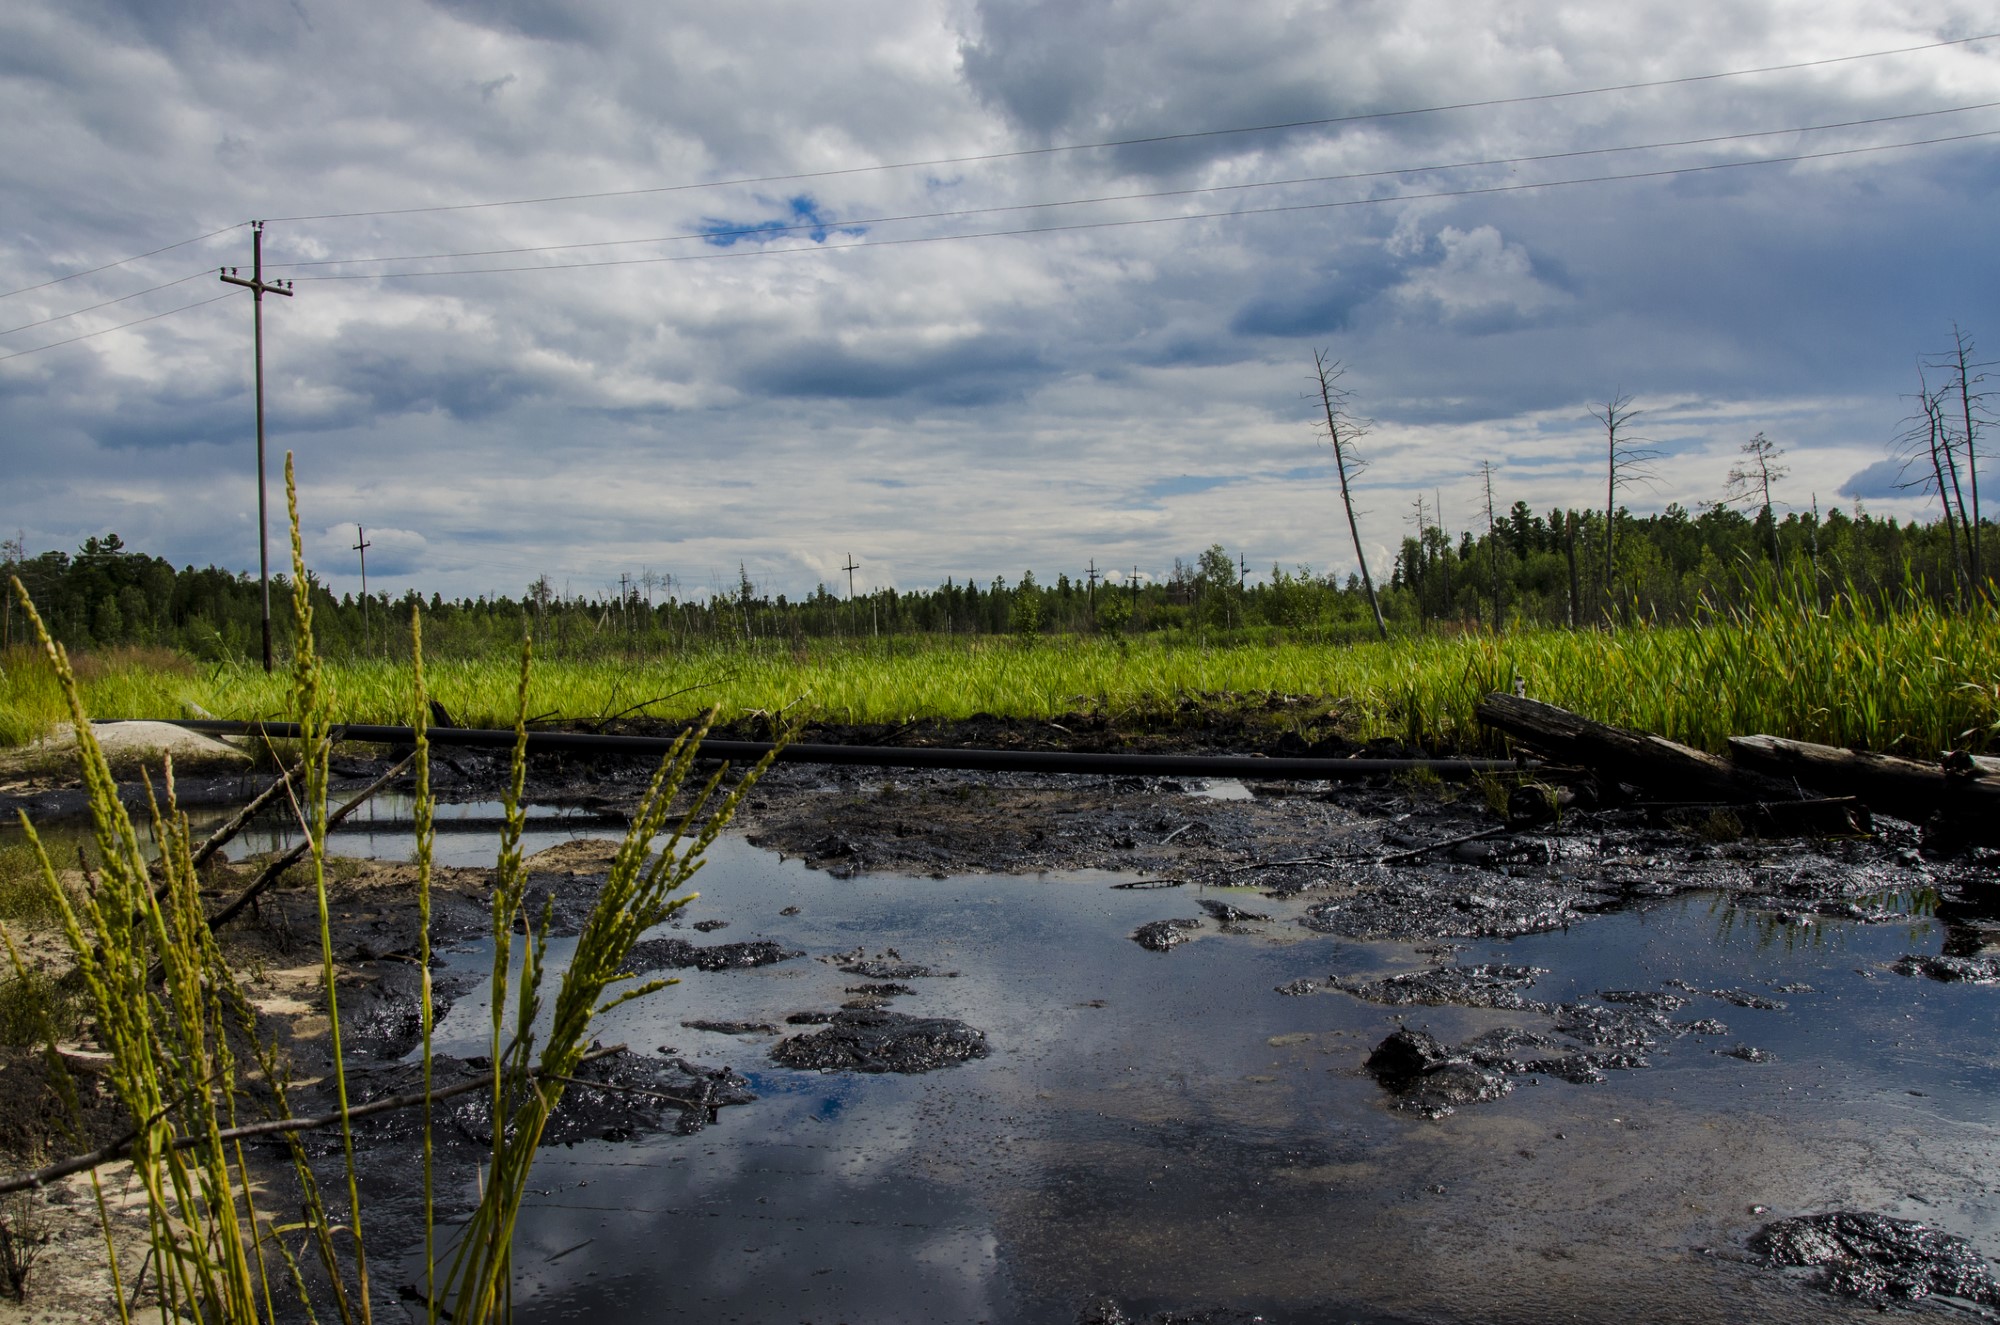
393,838,2000,1324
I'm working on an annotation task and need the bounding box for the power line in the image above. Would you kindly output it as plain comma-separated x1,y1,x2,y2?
0,224,245,301
261,30,2000,225
0,292,234,364
0,270,216,337
268,100,2000,273
290,128,2000,284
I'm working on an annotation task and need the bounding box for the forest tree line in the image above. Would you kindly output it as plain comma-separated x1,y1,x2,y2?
2,500,1991,664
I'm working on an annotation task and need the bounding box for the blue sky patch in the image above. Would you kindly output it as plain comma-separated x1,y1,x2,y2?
700,195,869,247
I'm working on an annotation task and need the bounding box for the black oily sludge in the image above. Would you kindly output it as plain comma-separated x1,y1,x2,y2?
1893,953,2000,983
629,936,804,972
1751,1212,2000,1306
770,1009,991,1074
1362,1029,1512,1120
356,1052,757,1148
1299,874,1591,941
1358,987,1769,1118
838,959,947,979
1332,962,1549,1010
1131,918,1201,951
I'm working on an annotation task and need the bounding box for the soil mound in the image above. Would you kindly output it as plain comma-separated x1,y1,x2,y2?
771,1009,990,1074
1752,1211,2000,1305
629,936,803,972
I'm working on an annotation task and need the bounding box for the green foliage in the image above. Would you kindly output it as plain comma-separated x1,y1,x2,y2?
0,967,77,1050
3,459,780,1323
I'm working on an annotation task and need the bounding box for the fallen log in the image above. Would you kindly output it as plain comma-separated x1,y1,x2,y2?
1728,735,2000,844
1473,693,1795,802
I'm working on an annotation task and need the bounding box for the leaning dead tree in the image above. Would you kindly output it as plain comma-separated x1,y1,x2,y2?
1311,349,1387,640
1479,460,1503,632
1588,391,1656,618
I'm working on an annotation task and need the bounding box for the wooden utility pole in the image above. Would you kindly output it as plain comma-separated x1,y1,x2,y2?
842,554,859,640
352,524,371,648
220,222,294,672
1086,558,1098,621
1480,461,1503,633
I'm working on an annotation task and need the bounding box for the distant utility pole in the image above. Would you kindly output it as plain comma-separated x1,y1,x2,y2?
619,572,632,634
220,222,294,673
352,523,371,646
1238,552,1249,591
1086,558,1098,616
842,554,859,600
1480,460,1503,633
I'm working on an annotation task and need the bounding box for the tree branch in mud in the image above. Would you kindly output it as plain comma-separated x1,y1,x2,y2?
204,750,416,931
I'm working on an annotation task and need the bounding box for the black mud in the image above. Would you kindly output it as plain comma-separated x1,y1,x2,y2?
628,936,804,972
769,1008,991,1073
1752,1212,2000,1306
1893,953,2000,983
1332,962,1548,1009
1132,918,1203,951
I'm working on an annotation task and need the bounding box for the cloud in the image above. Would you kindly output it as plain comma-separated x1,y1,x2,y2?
3,0,1998,600
1839,457,1915,500
309,522,429,578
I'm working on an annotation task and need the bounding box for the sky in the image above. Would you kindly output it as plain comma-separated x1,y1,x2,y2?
2,0,1998,604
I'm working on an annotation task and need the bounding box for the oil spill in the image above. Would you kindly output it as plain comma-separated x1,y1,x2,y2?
1752,1211,2000,1306
15,773,2000,1322
628,935,803,972
769,1009,991,1073
340,828,2000,1324
1132,917,1203,951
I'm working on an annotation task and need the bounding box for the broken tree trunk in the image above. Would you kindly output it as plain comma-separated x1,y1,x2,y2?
1474,693,1795,802
1727,735,2000,844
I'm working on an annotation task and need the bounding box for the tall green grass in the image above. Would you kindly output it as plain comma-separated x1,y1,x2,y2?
2,455,778,1322
7,596,1994,755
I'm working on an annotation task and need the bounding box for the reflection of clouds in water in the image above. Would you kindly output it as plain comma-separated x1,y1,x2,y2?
368,828,2000,1322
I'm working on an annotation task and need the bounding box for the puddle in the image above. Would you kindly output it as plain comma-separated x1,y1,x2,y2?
10,794,1998,1321
376,836,2000,1324
1192,778,1254,801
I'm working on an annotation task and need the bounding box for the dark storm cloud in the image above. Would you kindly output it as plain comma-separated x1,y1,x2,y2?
748,333,1048,405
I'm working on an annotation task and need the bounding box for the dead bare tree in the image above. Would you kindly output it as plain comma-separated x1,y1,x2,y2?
1940,324,1989,589
1724,431,1788,564
1589,391,1657,618
1479,460,1503,632
1896,366,1973,601
1311,349,1387,640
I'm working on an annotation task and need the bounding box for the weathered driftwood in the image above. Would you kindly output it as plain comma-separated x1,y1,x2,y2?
1728,735,2000,840
1474,693,1794,802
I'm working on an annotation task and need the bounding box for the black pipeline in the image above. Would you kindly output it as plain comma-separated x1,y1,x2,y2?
169,720,1522,781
